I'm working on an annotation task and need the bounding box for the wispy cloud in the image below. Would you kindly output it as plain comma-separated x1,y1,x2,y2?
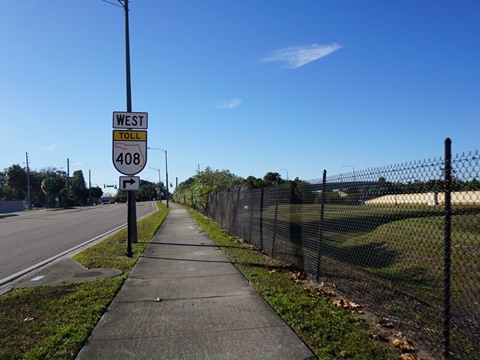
43,143,64,151
260,43,342,69
215,98,243,109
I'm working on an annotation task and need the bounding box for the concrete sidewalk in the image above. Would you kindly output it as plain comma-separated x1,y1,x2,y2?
77,203,316,360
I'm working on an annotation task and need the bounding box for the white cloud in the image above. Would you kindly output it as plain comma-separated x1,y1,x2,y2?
215,98,243,109
44,143,64,151
260,43,342,69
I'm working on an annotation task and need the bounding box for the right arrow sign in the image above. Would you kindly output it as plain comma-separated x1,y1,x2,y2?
119,176,140,191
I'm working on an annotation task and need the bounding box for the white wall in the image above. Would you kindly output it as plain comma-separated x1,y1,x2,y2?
365,191,480,206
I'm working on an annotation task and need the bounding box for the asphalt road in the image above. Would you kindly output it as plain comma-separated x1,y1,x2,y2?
0,201,156,284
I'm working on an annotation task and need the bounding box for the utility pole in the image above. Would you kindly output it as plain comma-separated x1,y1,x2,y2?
67,158,70,198
88,169,92,205
26,152,31,210
165,149,169,208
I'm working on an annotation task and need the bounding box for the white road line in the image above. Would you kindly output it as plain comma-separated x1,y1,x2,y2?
0,223,127,286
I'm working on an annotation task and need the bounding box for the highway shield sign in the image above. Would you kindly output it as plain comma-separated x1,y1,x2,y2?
112,130,147,175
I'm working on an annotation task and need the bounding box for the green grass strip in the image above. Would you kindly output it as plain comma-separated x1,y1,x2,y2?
0,202,168,359
187,208,399,360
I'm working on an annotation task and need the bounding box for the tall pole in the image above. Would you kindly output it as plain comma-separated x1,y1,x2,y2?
148,147,169,208
123,0,137,254
88,169,92,205
149,167,161,199
67,158,70,198
443,138,452,359
124,0,132,112
165,150,169,208
26,152,31,210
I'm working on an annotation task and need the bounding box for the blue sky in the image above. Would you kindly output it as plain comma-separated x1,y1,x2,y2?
1,0,479,194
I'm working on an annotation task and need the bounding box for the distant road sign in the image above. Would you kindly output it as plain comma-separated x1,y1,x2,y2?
119,176,140,191
113,130,147,175
113,111,148,129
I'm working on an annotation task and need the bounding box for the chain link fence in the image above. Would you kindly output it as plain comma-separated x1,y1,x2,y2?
204,139,479,359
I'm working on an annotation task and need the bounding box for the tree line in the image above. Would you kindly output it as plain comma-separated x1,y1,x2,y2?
0,164,101,207
172,167,480,210
0,163,169,208
172,167,300,212
5,161,477,210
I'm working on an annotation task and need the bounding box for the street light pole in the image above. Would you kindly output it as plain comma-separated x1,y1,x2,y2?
149,167,161,199
124,1,131,113
103,0,137,254
124,0,137,252
148,147,169,208
120,0,136,253
165,149,169,208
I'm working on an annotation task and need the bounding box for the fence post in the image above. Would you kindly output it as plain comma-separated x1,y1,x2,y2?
233,187,241,235
316,170,327,282
289,181,304,269
443,138,452,360
272,186,279,258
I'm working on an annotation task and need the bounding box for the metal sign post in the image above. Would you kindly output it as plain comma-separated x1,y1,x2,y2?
108,0,149,257
112,117,148,256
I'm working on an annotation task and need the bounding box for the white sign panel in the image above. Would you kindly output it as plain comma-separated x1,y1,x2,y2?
119,176,140,191
112,130,147,175
113,111,148,129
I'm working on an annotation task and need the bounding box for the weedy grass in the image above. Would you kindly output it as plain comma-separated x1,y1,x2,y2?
73,203,168,274
266,204,480,346
187,208,400,360
0,202,168,359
